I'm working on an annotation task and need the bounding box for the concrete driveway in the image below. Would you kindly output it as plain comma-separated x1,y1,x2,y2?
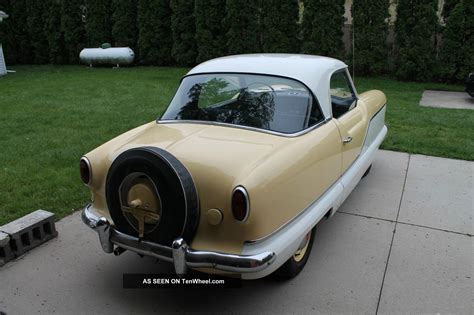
420,90,473,110
0,150,472,314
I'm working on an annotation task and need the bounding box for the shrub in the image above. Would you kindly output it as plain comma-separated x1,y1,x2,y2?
394,0,438,81
438,0,473,82
225,0,260,55
195,0,227,63
170,0,197,66
260,0,299,53
61,0,87,63
137,0,173,65
0,0,18,64
112,0,138,53
26,0,49,64
442,0,461,22
44,0,66,64
85,0,112,47
352,0,389,75
8,0,33,64
301,0,345,58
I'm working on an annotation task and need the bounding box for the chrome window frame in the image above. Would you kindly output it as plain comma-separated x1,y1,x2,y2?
328,67,359,120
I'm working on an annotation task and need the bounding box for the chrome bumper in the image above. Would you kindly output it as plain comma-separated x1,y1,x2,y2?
81,205,275,276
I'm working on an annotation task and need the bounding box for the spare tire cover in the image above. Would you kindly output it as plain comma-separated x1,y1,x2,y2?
106,146,199,246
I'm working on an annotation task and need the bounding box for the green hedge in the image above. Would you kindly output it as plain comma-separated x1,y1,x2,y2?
0,0,470,83
171,0,197,66
260,0,299,53
195,0,227,63
394,0,438,81
225,0,260,55
137,0,172,65
438,0,473,82
85,0,112,47
301,0,345,59
112,0,138,55
351,0,389,76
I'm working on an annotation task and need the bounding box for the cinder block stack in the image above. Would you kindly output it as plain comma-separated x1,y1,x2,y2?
0,210,58,266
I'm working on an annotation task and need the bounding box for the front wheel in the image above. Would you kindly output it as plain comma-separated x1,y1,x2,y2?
274,227,316,279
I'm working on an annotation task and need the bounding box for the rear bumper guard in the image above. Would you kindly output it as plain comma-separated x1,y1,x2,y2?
81,205,275,276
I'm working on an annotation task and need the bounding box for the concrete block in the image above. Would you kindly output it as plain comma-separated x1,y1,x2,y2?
0,210,57,266
0,231,9,246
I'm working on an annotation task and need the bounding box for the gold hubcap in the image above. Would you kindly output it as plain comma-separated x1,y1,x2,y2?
119,173,161,238
293,231,311,262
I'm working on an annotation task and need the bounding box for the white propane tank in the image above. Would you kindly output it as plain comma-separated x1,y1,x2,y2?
79,47,135,66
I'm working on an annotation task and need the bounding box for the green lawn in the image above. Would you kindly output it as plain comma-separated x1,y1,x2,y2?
0,66,472,225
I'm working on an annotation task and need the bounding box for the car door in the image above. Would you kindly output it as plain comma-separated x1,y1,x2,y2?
330,69,366,172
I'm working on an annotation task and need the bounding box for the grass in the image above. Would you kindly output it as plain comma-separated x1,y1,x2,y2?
0,66,472,226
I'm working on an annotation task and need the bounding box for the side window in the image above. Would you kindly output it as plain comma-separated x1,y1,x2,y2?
330,71,357,119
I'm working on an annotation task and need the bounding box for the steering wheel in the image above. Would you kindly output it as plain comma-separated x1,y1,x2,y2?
246,82,275,111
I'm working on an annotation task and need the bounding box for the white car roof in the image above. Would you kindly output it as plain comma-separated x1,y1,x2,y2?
187,54,348,118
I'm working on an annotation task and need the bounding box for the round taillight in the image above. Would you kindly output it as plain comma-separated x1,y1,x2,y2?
80,157,91,184
232,187,249,222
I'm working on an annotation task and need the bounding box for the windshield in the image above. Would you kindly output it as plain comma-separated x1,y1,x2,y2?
160,73,324,134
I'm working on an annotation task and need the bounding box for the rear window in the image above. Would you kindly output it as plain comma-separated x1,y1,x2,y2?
160,73,324,134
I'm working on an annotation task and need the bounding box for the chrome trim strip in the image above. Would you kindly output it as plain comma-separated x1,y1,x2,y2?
156,117,331,138
82,205,275,275
232,186,250,222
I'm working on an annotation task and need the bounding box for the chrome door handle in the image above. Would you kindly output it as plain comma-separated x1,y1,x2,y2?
342,137,352,144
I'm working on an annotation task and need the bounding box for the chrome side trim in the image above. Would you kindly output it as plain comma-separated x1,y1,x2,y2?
156,117,332,138
81,205,276,275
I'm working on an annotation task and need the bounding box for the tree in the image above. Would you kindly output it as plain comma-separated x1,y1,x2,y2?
0,0,18,64
85,0,112,47
394,0,438,81
301,0,345,58
352,0,389,75
194,0,227,63
442,0,461,22
44,0,66,64
260,0,299,53
170,0,197,65
137,0,173,65
61,0,87,63
438,1,473,82
9,0,33,64
25,0,49,64
112,0,138,53
225,0,260,55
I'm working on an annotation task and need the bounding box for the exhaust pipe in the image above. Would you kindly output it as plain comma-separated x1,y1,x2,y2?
113,246,126,256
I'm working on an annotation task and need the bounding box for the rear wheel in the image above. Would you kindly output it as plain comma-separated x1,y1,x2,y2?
362,164,372,178
274,227,316,279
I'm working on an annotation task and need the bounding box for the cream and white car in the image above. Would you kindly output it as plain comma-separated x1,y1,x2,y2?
81,54,387,279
